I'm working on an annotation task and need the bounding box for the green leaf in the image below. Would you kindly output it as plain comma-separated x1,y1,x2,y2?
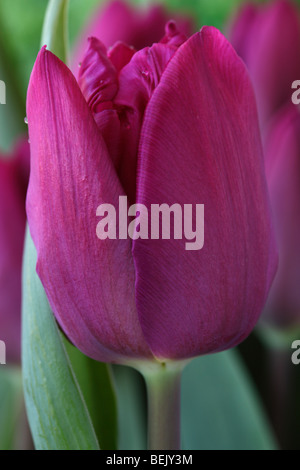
112,365,147,450
64,339,118,450
181,349,278,450
22,229,100,450
0,367,23,450
41,0,69,62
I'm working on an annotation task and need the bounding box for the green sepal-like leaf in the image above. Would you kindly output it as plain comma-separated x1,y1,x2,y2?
181,349,278,450
112,365,147,450
41,0,69,63
64,339,118,450
22,228,100,450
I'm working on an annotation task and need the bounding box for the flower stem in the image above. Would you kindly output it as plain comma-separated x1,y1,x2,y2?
140,363,184,450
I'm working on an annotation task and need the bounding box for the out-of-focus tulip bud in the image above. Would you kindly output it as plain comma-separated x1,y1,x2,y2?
0,140,30,363
228,0,300,129
26,21,277,364
263,103,300,328
72,0,195,75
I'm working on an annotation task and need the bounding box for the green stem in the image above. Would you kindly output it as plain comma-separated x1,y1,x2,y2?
139,362,184,450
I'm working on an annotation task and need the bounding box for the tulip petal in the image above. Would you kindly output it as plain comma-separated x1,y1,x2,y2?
26,48,152,363
115,38,183,203
133,27,277,360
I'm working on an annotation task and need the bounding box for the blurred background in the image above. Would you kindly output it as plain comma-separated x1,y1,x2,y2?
1,0,300,450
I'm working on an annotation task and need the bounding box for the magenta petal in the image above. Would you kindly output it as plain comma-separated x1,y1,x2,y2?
78,37,118,112
264,103,300,327
26,48,152,363
229,0,300,128
0,140,29,364
133,28,277,360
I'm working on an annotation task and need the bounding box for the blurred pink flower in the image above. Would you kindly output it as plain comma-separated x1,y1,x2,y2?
229,0,300,329
263,103,300,328
0,140,30,363
229,0,300,130
26,20,276,363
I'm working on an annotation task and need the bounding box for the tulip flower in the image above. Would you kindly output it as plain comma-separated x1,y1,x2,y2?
0,140,30,363
263,103,300,328
72,0,194,75
26,21,277,366
228,0,300,130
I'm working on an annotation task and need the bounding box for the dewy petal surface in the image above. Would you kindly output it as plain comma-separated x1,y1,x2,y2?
26,48,152,363
133,27,277,360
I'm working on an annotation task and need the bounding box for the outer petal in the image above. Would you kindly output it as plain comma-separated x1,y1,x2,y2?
0,140,29,363
26,48,152,363
72,0,194,76
133,27,277,360
264,103,300,327
229,0,300,128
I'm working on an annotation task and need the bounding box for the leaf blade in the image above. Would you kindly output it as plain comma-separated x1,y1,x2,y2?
22,229,100,450
181,349,278,450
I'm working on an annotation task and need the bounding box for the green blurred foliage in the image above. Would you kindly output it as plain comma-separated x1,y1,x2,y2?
0,0,278,152
0,368,23,450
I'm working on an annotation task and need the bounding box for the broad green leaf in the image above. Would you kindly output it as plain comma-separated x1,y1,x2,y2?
41,0,70,62
181,349,278,450
0,367,23,450
22,229,100,450
64,339,118,450
112,365,147,450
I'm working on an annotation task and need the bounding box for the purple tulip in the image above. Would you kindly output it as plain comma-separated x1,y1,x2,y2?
26,23,277,364
229,0,300,130
263,103,300,328
0,140,30,363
